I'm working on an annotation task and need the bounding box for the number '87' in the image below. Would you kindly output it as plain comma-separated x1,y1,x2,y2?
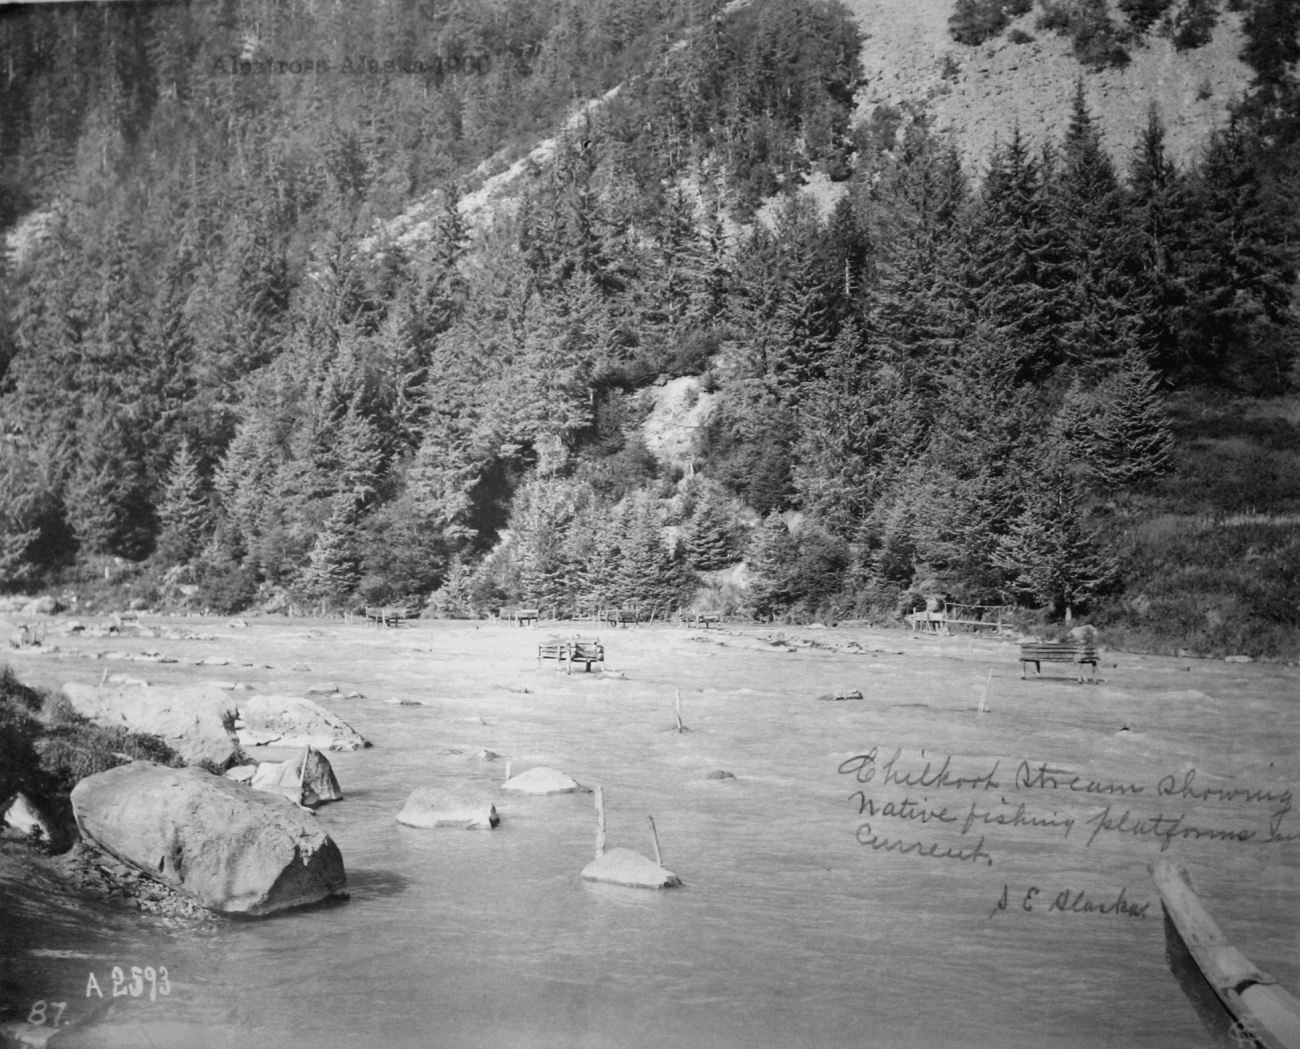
26,966,171,1028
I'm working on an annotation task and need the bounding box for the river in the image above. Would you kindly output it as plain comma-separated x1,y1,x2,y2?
2,619,1297,1048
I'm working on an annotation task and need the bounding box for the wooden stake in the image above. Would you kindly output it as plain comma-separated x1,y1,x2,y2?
504,759,512,785
978,669,992,713
674,688,684,733
99,668,108,687
594,786,606,860
647,814,663,866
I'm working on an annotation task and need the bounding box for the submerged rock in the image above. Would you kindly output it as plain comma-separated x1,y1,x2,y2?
816,689,864,701
501,767,587,795
235,694,370,751
105,673,148,687
61,682,241,767
71,762,347,916
396,789,499,829
581,847,680,889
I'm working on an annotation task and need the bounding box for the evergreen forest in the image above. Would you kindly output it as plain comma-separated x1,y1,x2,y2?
2,0,1299,657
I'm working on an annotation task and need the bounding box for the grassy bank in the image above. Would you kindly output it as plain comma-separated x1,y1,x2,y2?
0,666,182,851
1089,391,1300,660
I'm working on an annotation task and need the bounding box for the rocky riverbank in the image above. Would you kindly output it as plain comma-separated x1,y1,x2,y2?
0,839,217,931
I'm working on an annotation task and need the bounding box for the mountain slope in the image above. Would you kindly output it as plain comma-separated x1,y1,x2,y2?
847,0,1252,167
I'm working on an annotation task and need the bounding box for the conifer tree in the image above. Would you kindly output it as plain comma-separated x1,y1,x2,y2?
793,323,922,538
1125,106,1193,378
1090,349,1175,488
1054,83,1149,365
300,501,362,602
610,494,685,611
577,505,624,611
868,128,969,379
746,512,798,617
511,479,583,615
991,470,1117,621
156,438,210,564
62,412,152,558
964,127,1070,379
913,325,1039,596
1182,126,1297,390
332,404,387,513
683,484,741,572
0,443,45,589
407,326,490,546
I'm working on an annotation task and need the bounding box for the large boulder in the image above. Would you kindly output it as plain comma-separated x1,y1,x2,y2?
395,789,499,829
234,695,370,751
25,595,63,615
71,762,346,916
61,682,241,767
247,748,343,807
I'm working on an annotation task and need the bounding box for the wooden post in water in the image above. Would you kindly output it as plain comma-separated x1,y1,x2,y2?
594,786,606,860
674,688,684,733
647,815,663,866
978,669,992,713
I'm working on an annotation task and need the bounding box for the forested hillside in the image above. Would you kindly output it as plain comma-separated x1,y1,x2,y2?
1,0,1298,656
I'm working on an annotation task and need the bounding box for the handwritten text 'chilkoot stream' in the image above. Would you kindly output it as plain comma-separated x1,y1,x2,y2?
837,747,1296,914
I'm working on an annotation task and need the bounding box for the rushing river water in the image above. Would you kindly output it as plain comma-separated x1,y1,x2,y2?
2,619,1298,1048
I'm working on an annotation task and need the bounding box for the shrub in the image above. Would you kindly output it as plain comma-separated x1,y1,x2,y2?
1117,0,1174,32
0,668,185,851
39,693,184,794
950,0,1011,46
1037,0,1132,68
1169,0,1218,49
195,559,259,614
0,665,45,805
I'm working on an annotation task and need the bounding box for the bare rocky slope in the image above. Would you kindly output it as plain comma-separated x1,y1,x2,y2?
357,0,1255,252
847,0,1252,169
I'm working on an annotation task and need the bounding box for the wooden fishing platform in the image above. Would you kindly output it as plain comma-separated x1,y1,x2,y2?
1018,641,1099,682
907,602,1013,634
538,637,605,674
364,606,416,628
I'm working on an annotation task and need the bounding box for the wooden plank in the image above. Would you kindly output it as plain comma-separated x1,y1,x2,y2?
1152,861,1300,1049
